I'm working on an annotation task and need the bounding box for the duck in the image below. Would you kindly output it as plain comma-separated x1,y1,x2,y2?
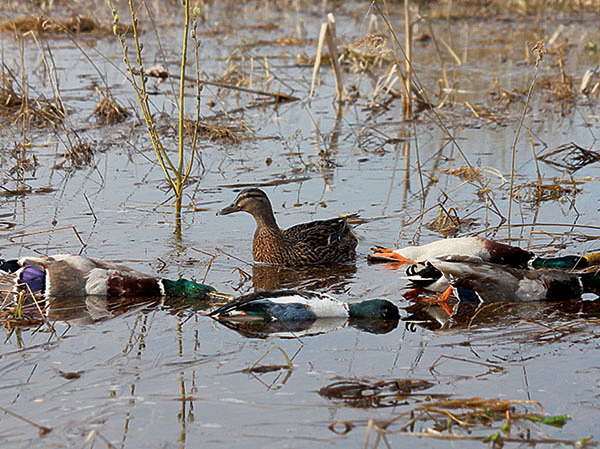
415,254,600,303
0,254,219,306
208,289,400,322
217,188,357,266
369,236,600,292
369,237,533,266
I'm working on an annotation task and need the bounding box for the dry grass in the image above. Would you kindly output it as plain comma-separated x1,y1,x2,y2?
513,179,582,203
0,14,128,34
59,141,94,168
0,83,22,109
358,393,584,448
421,0,600,18
182,118,245,144
93,95,129,125
0,76,64,128
426,206,479,237
538,142,600,171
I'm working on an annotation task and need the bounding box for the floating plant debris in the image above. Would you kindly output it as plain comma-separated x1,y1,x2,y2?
319,378,436,408
538,142,600,171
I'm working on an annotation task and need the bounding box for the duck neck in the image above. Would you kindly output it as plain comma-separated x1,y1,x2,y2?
252,206,279,230
580,271,600,295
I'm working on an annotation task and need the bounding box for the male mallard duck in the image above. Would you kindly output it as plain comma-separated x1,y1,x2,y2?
217,188,357,266
370,236,600,268
413,255,600,303
369,237,532,266
208,290,399,322
370,236,600,292
0,255,218,305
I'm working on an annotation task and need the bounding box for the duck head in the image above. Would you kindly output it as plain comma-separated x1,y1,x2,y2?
218,188,277,228
348,299,400,320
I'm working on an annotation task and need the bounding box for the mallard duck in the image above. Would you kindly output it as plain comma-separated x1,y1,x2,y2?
415,255,600,303
370,236,600,292
369,237,532,266
0,255,218,305
217,188,357,266
208,290,399,322
370,236,600,267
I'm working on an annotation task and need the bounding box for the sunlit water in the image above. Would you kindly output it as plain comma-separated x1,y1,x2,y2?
1,3,600,448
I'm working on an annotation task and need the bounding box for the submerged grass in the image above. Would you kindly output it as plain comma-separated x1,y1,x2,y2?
357,394,593,448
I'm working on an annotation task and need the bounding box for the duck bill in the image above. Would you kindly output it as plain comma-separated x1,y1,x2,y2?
217,204,239,215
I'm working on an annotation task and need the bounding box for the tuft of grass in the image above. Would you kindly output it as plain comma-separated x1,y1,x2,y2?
0,14,128,35
93,94,130,125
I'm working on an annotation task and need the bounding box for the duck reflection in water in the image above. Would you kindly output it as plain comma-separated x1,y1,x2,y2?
403,287,600,332
10,292,223,326
214,315,399,339
251,263,357,293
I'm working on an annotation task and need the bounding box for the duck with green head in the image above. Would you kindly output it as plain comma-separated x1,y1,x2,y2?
415,254,600,303
369,236,600,294
218,188,358,266
208,289,399,322
0,255,219,307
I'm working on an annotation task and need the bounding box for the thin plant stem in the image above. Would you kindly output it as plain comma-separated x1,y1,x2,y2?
508,41,545,237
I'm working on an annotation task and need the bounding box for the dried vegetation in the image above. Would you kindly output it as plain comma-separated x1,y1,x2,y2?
319,376,584,447
0,0,600,445
0,14,128,35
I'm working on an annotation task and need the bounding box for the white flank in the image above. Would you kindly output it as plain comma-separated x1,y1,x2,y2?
84,268,109,297
262,292,348,318
515,278,547,301
398,237,487,262
52,254,101,273
431,256,494,280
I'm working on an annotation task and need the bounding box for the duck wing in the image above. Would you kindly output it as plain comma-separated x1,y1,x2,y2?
19,256,88,298
282,216,357,264
208,290,303,318
208,290,345,321
52,254,151,277
431,256,583,302
284,217,351,243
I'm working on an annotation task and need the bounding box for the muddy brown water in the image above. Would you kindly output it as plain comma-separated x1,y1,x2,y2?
1,3,600,448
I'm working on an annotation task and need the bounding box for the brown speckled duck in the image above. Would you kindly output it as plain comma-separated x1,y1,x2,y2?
217,188,358,266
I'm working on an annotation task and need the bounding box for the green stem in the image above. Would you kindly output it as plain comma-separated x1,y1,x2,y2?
177,0,190,194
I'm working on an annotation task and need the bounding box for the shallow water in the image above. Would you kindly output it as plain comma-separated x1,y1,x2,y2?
1,2,600,448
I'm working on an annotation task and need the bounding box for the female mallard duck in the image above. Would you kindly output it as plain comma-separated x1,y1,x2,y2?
218,188,357,266
0,255,218,305
208,290,399,322
413,255,600,303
